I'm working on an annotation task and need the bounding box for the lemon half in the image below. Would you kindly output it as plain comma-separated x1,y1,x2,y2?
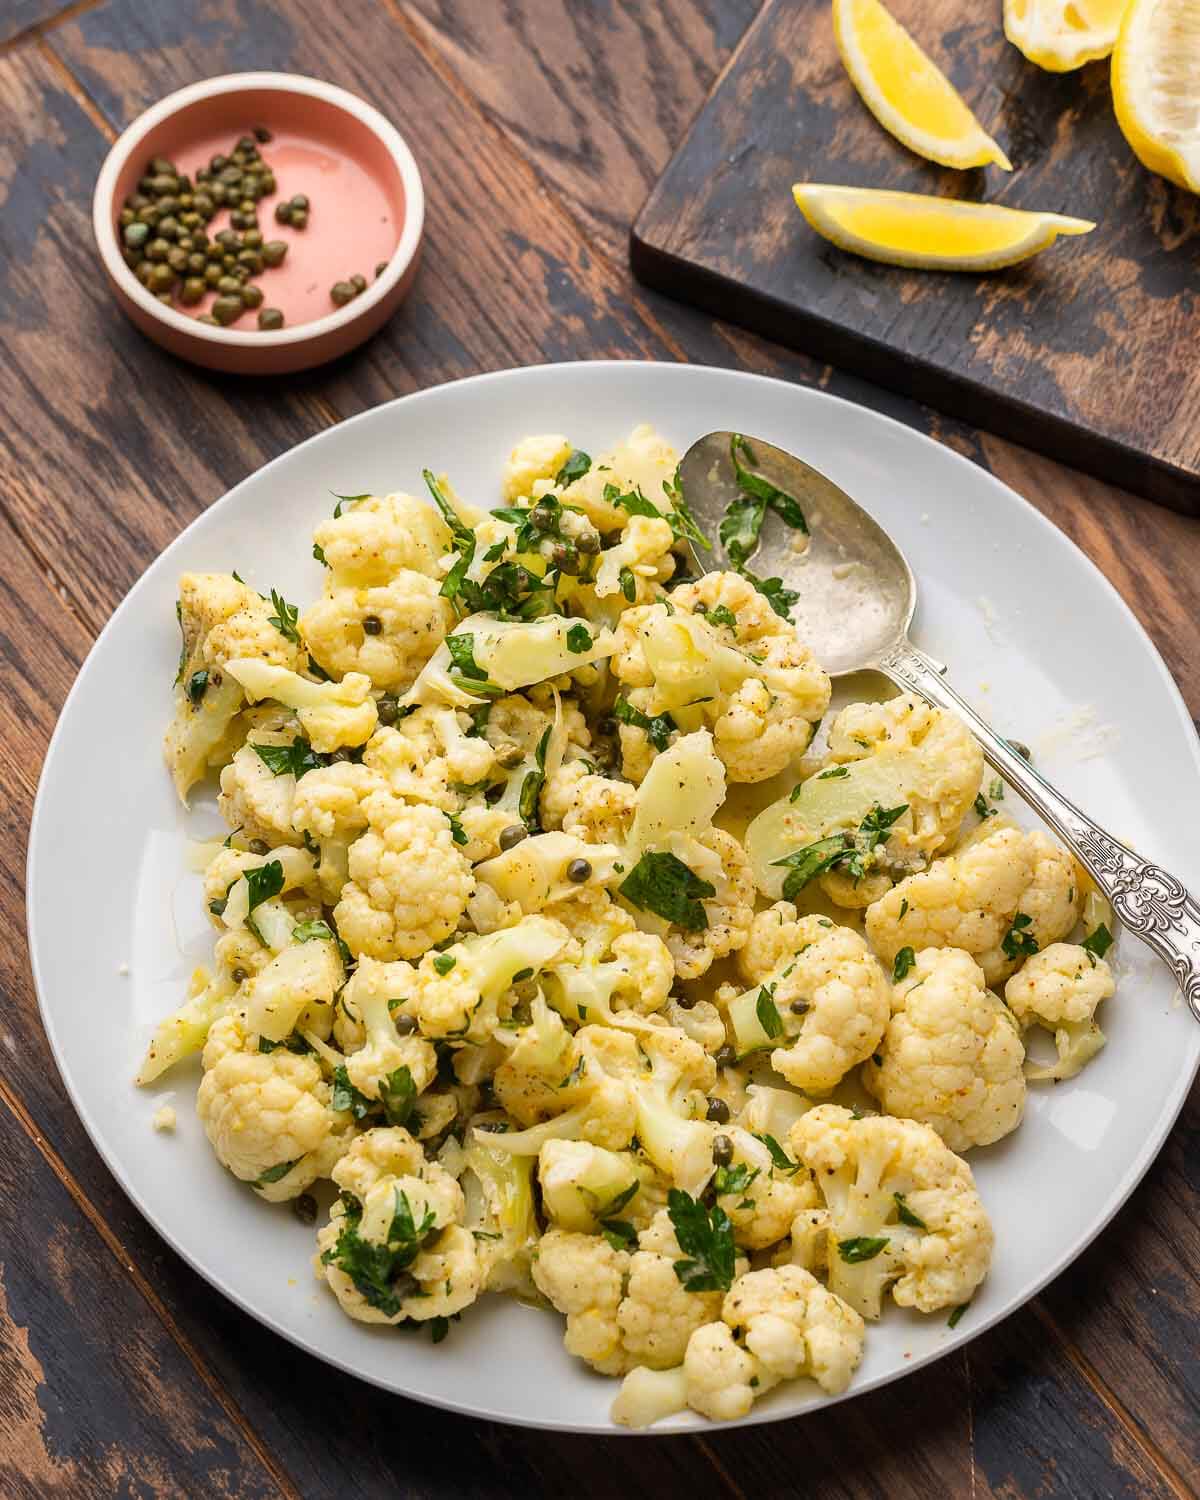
834,0,1012,171
1004,0,1129,72
1113,0,1200,193
792,184,1094,270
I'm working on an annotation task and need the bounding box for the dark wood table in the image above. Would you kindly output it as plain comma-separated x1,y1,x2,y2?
3,3,1198,1496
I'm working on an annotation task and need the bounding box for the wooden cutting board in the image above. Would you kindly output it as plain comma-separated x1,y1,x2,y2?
632,0,1200,513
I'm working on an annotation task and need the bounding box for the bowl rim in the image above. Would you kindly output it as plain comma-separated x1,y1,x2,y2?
92,69,425,348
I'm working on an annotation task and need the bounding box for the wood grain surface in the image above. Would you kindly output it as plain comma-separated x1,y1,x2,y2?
0,2,1198,1496
633,0,1200,511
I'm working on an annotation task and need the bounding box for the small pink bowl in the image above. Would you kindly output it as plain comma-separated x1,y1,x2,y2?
93,72,424,374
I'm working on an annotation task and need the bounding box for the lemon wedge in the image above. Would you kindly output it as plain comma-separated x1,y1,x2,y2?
1112,0,1200,193
1004,0,1129,71
792,185,1095,270
834,0,1011,171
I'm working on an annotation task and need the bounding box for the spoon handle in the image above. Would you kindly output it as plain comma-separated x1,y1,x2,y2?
878,641,1200,1022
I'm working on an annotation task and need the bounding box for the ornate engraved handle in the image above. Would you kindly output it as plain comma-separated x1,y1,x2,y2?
877,642,1200,1022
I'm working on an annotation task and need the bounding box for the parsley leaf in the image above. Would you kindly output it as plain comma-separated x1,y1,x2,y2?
745,571,800,619
817,765,849,780
754,1133,802,1174
244,860,284,918
667,1189,736,1292
837,1235,890,1263
755,983,785,1039
445,811,467,846
974,793,993,819
893,1192,927,1230
612,695,676,752
257,1033,313,1056
432,953,457,976
1081,922,1113,960
712,1161,759,1196
254,1158,299,1187
892,946,916,982
331,1065,377,1121
313,542,329,567
253,735,325,779
320,1187,436,1316
1001,912,1039,960
379,1065,418,1128
772,802,908,900
518,725,552,832
293,919,336,944
597,1182,640,1217
267,589,302,644
565,622,593,654
446,633,488,682
705,604,737,629
718,435,807,617
601,1219,638,1252
730,434,808,532
331,491,370,518
555,449,591,487
619,852,715,931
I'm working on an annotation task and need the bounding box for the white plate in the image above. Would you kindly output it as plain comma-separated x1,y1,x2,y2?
28,361,1200,1433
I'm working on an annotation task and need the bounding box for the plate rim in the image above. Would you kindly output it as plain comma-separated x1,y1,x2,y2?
26,358,1200,1433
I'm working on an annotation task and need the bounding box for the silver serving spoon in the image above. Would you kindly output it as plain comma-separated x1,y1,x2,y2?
678,430,1200,1019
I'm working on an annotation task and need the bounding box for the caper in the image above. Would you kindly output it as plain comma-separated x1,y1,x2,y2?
254,124,273,142
706,1097,731,1124
243,838,268,857
210,153,228,173
376,694,400,725
134,261,153,286
274,201,291,224
258,307,284,330
260,172,276,194
375,260,388,278
551,542,581,575
350,272,367,294
204,263,223,287
179,277,206,305
209,182,228,205
237,249,263,273
530,501,557,532
194,192,214,217
215,228,240,248
330,280,356,306
712,1134,734,1167
121,246,141,269
179,212,201,231
150,173,178,195
496,743,524,768
229,211,249,231
196,166,211,183
498,824,527,852
155,195,179,217
156,216,180,241
176,234,195,252
230,966,250,985
291,1193,317,1226
212,294,244,325
290,193,310,210
167,246,189,273
567,858,592,883
135,205,161,228
150,155,176,177
179,192,194,210
261,239,287,267
216,275,241,296
715,1044,736,1070
394,1014,417,1036
290,208,308,230
197,313,220,325
233,265,250,282
148,263,175,292
237,134,257,153
329,749,352,764
187,252,207,275
239,283,263,309
362,614,383,635
222,255,238,272
1008,739,1032,761
219,165,243,186
117,207,137,232
243,228,263,248
790,998,810,1014
577,530,601,555
130,192,151,211
123,221,150,250
138,175,156,196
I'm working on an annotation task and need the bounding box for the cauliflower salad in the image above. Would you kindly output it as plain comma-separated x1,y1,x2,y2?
141,423,1119,1427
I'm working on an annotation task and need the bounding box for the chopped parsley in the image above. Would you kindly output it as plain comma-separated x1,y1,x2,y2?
619,851,715,931
565,622,593,654
331,491,369,518
601,1219,638,1252
817,765,849,780
518,726,552,832
712,1161,759,1196
837,1235,890,1264
974,793,993,819
947,1302,970,1329
754,1133,802,1175
445,811,467,846
618,565,637,602
612,694,676,752
716,435,807,618
604,476,711,552
893,1193,927,1230
772,803,908,900
331,1065,377,1121
266,588,302,644
432,953,457,976
705,603,737,629
293,919,336,944
554,449,591,487
1081,922,1113,960
320,1187,437,1317
254,1158,298,1187
892,946,916,982
667,1189,736,1292
253,735,326,779
445,632,489,681
313,542,329,567
755,983,785,1040
257,1033,313,1056
379,1064,418,1128
243,861,285,936
1001,912,1039,960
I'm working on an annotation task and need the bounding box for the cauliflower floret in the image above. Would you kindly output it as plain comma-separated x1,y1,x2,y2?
502,434,573,501
461,1125,540,1295
217,734,304,847
196,1012,351,1201
1005,941,1114,1081
726,917,891,1094
291,761,380,842
865,826,1082,986
617,1211,728,1372
224,659,378,754
532,1228,631,1374
316,1126,478,1325
312,491,452,588
203,844,325,947
335,797,475,960
737,901,810,985
537,1139,658,1232
713,1127,819,1250
544,928,675,1031
611,582,830,785
680,1322,763,1422
824,696,983,862
593,515,676,600
791,1103,993,1318
630,1029,717,1196
242,933,344,1043
864,947,1026,1151
301,574,454,692
561,773,637,845
723,1264,866,1395
492,992,581,1124
657,828,755,982
336,957,438,1103
364,706,498,810
164,572,304,801
558,424,682,534
409,915,570,1043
